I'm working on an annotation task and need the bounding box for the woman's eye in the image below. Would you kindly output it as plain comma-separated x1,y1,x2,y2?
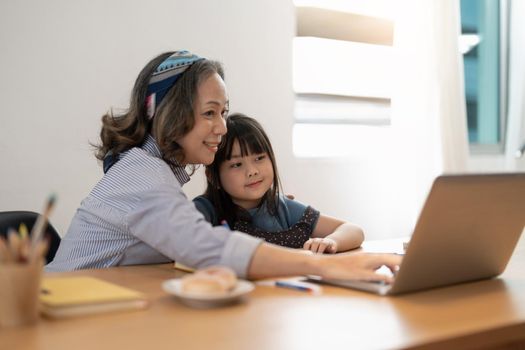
203,111,215,118
221,109,229,118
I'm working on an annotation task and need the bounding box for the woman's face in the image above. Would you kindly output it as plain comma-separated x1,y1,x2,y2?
218,140,275,210
177,73,228,165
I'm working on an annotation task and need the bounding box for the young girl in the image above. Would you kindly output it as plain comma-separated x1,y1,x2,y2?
194,113,364,254
46,50,400,283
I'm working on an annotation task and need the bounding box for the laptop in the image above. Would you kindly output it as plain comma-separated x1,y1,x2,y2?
308,173,525,295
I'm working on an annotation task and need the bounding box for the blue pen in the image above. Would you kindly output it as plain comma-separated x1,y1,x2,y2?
275,280,314,292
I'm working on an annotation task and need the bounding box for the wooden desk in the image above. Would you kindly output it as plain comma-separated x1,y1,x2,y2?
2,236,525,350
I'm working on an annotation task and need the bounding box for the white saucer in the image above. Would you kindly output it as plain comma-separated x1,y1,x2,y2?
162,279,254,308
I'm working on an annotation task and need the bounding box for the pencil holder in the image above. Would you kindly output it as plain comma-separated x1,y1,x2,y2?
0,259,44,327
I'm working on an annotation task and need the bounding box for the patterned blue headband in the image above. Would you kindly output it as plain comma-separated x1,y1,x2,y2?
146,50,204,119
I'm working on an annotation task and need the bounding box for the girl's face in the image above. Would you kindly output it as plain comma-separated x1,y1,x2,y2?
177,73,228,165
219,140,274,210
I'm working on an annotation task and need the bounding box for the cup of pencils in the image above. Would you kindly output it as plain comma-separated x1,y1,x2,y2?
0,195,55,327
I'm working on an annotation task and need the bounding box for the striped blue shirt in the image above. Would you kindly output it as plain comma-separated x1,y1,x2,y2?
46,135,262,278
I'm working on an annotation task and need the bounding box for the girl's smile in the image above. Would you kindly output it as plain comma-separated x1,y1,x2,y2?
245,180,264,188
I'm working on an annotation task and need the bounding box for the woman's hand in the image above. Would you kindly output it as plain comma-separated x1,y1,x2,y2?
303,237,338,254
247,242,402,282
316,253,403,284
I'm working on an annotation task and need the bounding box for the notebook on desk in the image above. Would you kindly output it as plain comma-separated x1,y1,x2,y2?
309,173,525,296
40,276,148,318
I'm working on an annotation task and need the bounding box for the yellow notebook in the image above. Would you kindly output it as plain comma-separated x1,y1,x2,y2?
40,276,148,318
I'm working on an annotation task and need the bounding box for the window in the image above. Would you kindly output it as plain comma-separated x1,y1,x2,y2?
295,0,509,157
292,1,395,158
460,0,509,152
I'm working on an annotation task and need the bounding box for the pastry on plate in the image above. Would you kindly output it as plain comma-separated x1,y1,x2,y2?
181,266,237,295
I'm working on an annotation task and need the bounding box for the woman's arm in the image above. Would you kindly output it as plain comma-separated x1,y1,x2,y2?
247,242,400,283
304,215,364,253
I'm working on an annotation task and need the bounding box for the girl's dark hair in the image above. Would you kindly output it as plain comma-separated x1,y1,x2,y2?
94,51,224,171
204,113,281,225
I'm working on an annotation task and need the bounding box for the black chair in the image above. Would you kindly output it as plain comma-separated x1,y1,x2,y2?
0,211,61,263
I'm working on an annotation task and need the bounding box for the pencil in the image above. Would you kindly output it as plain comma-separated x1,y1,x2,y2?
31,239,49,263
19,223,29,239
31,193,57,246
7,227,22,262
19,223,30,261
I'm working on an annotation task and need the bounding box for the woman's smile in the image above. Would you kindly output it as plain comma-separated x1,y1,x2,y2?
204,141,220,153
